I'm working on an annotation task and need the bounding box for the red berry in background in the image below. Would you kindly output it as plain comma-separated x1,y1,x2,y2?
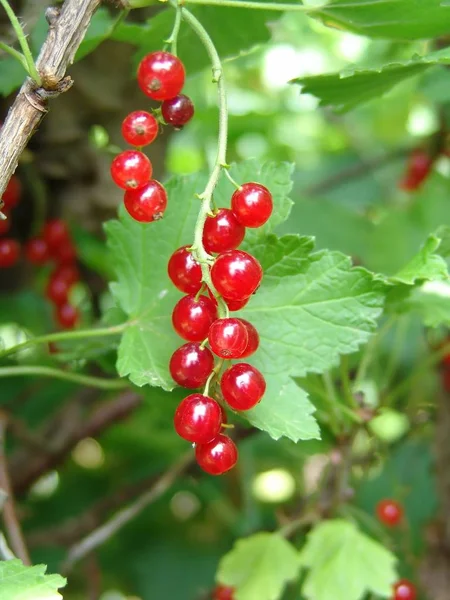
55,303,79,329
46,276,70,306
52,264,79,286
393,580,416,600
55,239,77,264
110,150,152,190
221,363,266,411
124,180,168,223
174,393,222,444
219,403,228,425
170,342,214,389
376,499,404,527
121,110,158,147
168,246,203,294
172,294,217,342
231,182,273,228
208,318,248,359
161,94,195,128
0,238,20,267
0,213,11,236
43,219,70,251
399,149,433,192
2,175,21,210
195,434,238,475
137,51,185,101
213,584,235,600
203,208,245,254
211,250,262,301
239,320,260,358
25,237,49,265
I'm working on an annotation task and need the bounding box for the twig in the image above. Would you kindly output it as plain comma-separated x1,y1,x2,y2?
0,532,15,560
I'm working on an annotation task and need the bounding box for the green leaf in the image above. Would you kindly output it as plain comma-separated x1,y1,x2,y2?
0,559,66,600
390,233,449,285
0,56,27,96
75,8,117,62
299,520,398,600
217,532,300,600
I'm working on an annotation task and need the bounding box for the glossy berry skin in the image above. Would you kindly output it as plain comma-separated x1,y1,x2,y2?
55,303,79,329
174,393,222,444
43,219,70,251
393,580,416,600
124,180,168,223
208,318,248,359
172,294,217,342
208,288,250,312
52,264,79,286
399,149,433,192
213,584,235,600
211,250,262,301
161,94,194,128
239,320,260,358
170,342,214,389
110,150,152,190
376,499,403,527
25,237,49,265
121,110,158,147
195,434,238,475
221,363,266,411
231,182,273,228
137,51,185,101
2,175,21,210
0,238,20,267
46,276,70,306
203,208,245,254
168,246,203,294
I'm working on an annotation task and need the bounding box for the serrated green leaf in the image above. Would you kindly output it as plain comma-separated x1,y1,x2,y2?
390,234,449,285
0,559,66,600
217,532,300,600
396,280,450,327
299,520,397,600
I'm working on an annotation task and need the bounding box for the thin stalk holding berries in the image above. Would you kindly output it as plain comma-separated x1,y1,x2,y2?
160,0,309,10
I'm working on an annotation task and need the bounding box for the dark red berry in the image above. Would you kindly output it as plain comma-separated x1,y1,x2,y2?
393,580,416,600
376,499,403,527
195,434,238,475
137,51,185,101
124,180,168,222
55,240,77,264
221,363,266,411
174,393,222,444
231,182,273,228
0,238,20,267
170,342,214,389
213,584,235,600
122,110,158,147
2,175,21,210
55,303,79,329
211,250,262,301
46,276,70,306
203,208,245,254
208,288,250,312
208,318,248,359
161,94,194,128
110,150,152,190
239,320,259,358
25,237,49,265
0,213,10,236
172,294,217,342
52,264,79,286
168,246,203,294
399,149,433,192
43,219,70,251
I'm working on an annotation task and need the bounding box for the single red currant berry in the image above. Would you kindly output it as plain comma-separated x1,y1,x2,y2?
231,182,273,228
195,434,238,475
121,110,158,147
161,94,194,128
211,250,262,301
137,51,185,101
110,150,152,190
52,264,79,286
221,363,266,411
172,294,217,342
0,213,11,236
46,276,70,306
393,580,416,600
174,393,222,444
55,303,79,329
168,246,203,294
0,238,20,267
208,318,248,359
239,320,260,358
213,584,235,600
124,180,168,223
55,240,77,264
2,175,21,210
203,208,245,254
399,149,433,192
25,237,49,265
43,219,70,251
208,288,250,312
170,342,214,389
376,499,403,527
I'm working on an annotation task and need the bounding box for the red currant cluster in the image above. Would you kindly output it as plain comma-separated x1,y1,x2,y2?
110,51,194,223
168,182,273,475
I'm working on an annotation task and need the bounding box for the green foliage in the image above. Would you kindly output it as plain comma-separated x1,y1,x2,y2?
0,560,66,600
390,233,449,285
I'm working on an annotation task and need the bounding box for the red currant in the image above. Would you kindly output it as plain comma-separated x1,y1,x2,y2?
0,238,20,267
124,180,168,222
46,276,70,306
55,240,77,264
2,175,21,210
52,264,79,286
172,294,217,342
208,318,248,359
195,434,238,475
174,393,222,444
110,150,152,190
221,363,266,411
43,219,70,251
208,288,250,312
0,213,10,236
122,110,158,147
203,208,245,254
168,246,203,294
25,237,49,265
399,149,432,192
231,182,273,228
211,250,262,301
161,94,194,128
55,303,79,329
137,51,185,101
239,320,259,358
213,584,235,600
170,342,214,389
376,499,403,527
393,580,416,600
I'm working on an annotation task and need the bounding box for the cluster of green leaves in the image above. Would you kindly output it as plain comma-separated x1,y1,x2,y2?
0,560,65,600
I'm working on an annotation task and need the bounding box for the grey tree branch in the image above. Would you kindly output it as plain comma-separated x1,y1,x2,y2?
0,0,100,200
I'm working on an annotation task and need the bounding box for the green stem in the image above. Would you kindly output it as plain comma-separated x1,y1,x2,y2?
170,0,308,10
0,0,41,85
322,372,341,433
354,317,395,387
0,366,128,390
165,5,182,55
0,41,27,71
